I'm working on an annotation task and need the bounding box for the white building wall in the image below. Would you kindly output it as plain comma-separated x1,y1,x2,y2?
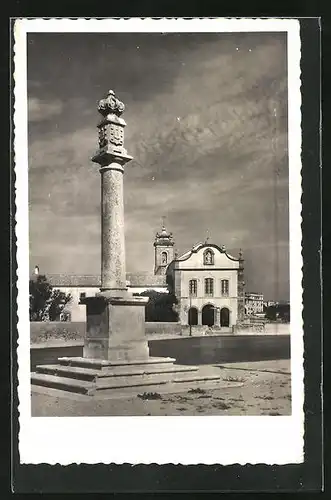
56,286,98,322
55,285,168,322
177,269,238,326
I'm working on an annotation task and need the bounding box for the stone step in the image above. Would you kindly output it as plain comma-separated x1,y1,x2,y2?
173,375,220,383
58,356,176,370
94,377,226,399
35,364,198,382
31,369,221,396
31,372,94,395
35,364,99,381
95,372,220,392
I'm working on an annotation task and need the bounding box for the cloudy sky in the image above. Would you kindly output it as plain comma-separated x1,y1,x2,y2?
27,31,289,300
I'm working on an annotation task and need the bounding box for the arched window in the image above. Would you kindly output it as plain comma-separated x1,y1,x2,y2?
189,279,197,296
161,251,168,265
203,248,214,265
204,278,214,296
221,279,229,296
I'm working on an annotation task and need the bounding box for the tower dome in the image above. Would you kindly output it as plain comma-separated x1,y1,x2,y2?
153,222,175,275
154,224,174,246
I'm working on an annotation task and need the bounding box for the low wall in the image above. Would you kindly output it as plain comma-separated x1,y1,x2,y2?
145,322,181,335
30,321,289,346
148,334,290,365
264,323,290,335
30,322,85,344
30,321,181,344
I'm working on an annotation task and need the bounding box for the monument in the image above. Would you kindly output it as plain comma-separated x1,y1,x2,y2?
31,90,221,397
81,89,150,362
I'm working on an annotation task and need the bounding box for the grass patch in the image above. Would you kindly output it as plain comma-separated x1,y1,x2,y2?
255,395,274,400
212,401,231,410
188,387,206,394
222,376,246,383
269,411,281,416
137,392,162,400
175,395,189,402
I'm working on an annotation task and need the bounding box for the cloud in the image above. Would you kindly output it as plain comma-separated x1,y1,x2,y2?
28,97,63,122
27,32,290,300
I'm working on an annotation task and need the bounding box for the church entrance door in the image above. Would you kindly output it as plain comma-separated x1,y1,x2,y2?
202,304,215,327
220,307,230,327
188,307,198,326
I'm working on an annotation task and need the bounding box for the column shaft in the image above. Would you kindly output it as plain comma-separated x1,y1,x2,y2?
100,163,126,290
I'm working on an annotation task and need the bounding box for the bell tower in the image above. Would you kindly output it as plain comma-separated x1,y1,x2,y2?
154,219,175,275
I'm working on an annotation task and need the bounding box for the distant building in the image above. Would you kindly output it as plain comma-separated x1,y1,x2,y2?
245,292,264,316
31,224,245,327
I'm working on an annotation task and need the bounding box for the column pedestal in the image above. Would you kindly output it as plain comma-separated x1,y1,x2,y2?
82,292,149,362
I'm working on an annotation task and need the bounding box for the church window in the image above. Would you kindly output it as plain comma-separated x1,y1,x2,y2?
203,249,214,265
205,278,214,296
189,279,197,296
221,279,229,296
80,292,86,299
161,251,168,265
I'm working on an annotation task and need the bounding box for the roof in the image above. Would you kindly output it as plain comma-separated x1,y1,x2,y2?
46,272,166,288
176,243,240,263
47,274,100,287
126,272,166,287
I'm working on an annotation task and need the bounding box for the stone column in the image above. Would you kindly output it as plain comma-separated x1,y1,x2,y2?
214,307,220,327
100,161,127,292
81,90,149,361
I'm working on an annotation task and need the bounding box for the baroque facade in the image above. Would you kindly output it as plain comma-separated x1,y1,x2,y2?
166,240,245,330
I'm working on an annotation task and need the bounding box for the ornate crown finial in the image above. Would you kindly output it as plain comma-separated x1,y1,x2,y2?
239,248,243,259
97,89,125,117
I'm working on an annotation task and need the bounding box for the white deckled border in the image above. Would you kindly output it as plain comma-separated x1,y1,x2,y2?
15,18,304,465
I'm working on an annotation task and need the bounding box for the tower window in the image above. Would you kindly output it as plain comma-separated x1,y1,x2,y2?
80,292,86,299
205,278,214,296
203,249,214,265
161,251,168,265
221,279,229,296
189,279,197,296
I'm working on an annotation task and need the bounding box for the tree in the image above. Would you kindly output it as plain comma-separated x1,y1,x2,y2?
29,274,72,321
133,290,179,322
265,305,277,321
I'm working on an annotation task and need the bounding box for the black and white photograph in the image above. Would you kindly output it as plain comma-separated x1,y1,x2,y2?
14,18,304,466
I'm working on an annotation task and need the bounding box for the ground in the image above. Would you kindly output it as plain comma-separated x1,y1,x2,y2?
31,359,291,417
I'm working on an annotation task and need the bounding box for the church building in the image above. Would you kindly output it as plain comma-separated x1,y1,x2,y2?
36,223,245,329
166,241,245,331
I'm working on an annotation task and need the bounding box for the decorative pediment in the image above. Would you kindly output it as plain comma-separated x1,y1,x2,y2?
97,89,125,117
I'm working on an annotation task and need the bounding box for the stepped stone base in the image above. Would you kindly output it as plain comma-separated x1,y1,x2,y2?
31,356,221,396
